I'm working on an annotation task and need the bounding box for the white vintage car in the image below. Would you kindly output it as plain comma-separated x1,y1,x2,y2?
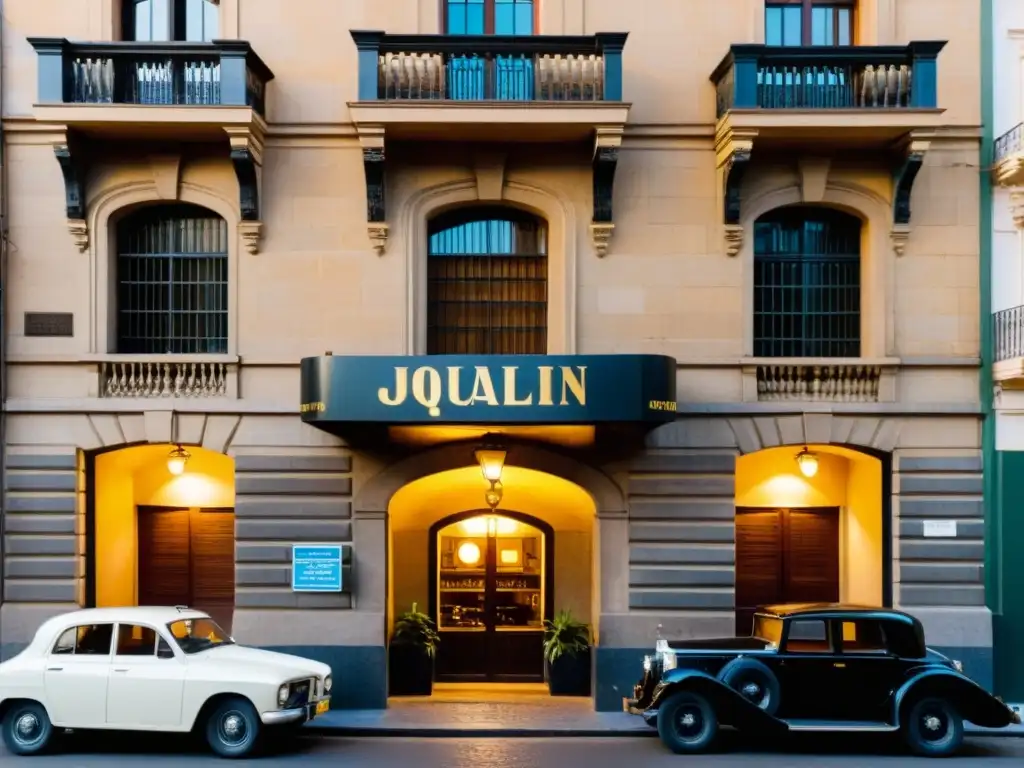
0,606,332,758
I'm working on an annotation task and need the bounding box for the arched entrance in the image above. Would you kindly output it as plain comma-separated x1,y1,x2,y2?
733,443,891,635
85,443,236,630
429,509,554,682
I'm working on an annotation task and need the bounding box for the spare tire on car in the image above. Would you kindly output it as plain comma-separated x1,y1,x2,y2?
717,657,781,716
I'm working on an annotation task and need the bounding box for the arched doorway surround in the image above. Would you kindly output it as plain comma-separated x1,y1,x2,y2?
428,508,555,682
398,177,577,355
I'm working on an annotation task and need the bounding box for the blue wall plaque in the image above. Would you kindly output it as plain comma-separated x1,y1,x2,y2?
291,544,344,592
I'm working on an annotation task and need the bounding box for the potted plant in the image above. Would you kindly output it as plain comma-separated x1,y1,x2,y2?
388,603,440,696
543,610,592,696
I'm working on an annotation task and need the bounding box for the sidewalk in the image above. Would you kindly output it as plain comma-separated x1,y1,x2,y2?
304,694,1024,739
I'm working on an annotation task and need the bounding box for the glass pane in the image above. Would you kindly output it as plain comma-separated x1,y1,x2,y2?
494,517,544,630
496,3,514,34
514,1,534,34
447,2,467,35
134,0,153,41
765,7,782,46
837,8,851,45
782,6,801,46
438,518,487,631
811,7,832,45
75,624,114,655
151,0,171,41
467,2,485,34
116,624,158,656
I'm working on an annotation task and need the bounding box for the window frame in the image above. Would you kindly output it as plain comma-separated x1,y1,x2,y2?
114,622,162,657
780,618,833,655
836,619,891,655
121,0,220,42
442,0,539,35
765,0,856,46
50,623,116,657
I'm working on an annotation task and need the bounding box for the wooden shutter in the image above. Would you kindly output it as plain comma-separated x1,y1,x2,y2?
734,509,784,635
190,508,236,632
137,507,191,606
782,508,840,605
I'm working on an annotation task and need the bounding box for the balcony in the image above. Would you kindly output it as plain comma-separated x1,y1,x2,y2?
994,306,1024,385
994,123,1024,188
741,359,899,403
27,38,274,254
710,42,946,256
348,31,629,258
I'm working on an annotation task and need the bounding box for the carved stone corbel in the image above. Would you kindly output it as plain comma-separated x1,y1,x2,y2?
890,223,911,257
1011,190,1024,230
715,128,756,257
893,138,929,226
368,222,388,256
225,127,265,253
53,138,89,252
591,127,622,256
359,126,388,255
239,221,263,255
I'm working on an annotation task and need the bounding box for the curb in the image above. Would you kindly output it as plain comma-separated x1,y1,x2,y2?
303,725,656,738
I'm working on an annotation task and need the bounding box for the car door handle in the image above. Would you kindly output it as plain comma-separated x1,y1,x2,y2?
833,662,847,668
46,667,63,671
113,668,129,673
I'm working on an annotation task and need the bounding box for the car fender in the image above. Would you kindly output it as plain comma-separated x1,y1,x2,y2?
894,669,1018,729
651,668,787,735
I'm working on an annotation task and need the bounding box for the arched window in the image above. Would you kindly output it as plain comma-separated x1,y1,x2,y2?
123,0,219,42
427,208,547,354
753,207,861,358
116,204,228,355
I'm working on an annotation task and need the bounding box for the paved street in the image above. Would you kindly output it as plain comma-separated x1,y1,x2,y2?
2,734,1024,766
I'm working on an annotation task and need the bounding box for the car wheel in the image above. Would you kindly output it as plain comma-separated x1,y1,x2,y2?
205,697,262,759
903,697,964,757
656,691,719,754
718,657,782,716
1,701,55,756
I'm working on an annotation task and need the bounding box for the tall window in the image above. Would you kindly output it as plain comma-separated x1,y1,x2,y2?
123,0,219,42
427,208,547,354
445,0,535,35
116,204,229,355
444,0,535,99
765,1,853,46
753,207,861,358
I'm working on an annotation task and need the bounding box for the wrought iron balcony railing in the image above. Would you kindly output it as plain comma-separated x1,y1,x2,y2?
28,38,273,118
711,42,945,119
994,306,1024,363
996,123,1023,164
350,31,627,102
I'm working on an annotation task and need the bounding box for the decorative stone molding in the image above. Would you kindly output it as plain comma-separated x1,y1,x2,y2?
368,222,389,256
225,127,263,222
100,360,231,398
590,222,614,257
755,363,885,403
715,127,757,257
238,221,262,255
1011,190,1024,230
724,224,743,257
893,136,930,226
67,219,89,253
890,223,911,257
591,127,622,255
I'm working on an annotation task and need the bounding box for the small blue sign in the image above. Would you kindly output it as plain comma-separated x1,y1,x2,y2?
291,544,343,592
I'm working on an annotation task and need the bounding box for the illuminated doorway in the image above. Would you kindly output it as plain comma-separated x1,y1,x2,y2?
429,511,553,682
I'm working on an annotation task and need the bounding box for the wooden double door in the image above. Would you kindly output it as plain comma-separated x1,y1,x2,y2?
734,507,840,636
137,506,235,631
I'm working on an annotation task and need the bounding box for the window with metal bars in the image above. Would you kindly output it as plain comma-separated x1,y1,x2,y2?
427,207,547,355
115,203,228,355
753,207,861,358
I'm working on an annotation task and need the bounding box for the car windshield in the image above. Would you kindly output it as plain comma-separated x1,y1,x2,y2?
752,615,783,647
166,617,235,654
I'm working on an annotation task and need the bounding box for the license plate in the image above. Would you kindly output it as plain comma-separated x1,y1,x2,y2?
315,699,330,716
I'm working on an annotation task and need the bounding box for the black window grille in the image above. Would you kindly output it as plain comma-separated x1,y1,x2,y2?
116,203,228,354
427,207,547,354
753,207,861,358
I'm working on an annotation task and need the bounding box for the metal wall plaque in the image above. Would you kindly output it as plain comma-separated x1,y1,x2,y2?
24,312,74,337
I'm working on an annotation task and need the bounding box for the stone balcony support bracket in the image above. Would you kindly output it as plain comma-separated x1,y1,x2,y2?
356,126,388,256
715,127,757,257
890,136,930,256
591,127,622,257
225,126,265,254
51,132,89,253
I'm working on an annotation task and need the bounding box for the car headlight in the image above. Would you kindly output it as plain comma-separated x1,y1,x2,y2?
952,659,963,672
278,684,289,708
324,674,333,693
643,655,652,672
661,650,677,671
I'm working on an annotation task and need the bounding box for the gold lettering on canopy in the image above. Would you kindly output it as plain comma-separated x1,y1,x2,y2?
378,363,590,417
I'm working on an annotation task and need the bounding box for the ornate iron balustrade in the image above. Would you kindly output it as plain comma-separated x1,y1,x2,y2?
350,30,626,102
994,306,1024,363
28,38,273,117
711,42,945,118
996,123,1023,164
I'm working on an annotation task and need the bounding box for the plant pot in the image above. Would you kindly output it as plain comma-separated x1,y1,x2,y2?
388,643,434,696
546,647,591,696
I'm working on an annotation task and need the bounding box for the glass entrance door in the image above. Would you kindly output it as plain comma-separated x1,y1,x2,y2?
434,514,546,682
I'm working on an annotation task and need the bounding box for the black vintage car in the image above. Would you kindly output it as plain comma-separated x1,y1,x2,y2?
624,603,1020,756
